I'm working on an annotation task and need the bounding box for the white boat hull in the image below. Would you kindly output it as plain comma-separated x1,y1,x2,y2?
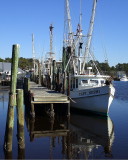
120,78,128,81
70,85,115,115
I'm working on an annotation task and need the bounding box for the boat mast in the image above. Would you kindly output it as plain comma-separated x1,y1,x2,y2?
64,0,73,47
81,0,98,73
63,0,74,73
49,24,54,61
78,0,83,74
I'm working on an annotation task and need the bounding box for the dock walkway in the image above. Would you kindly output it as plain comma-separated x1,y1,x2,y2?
27,81,70,117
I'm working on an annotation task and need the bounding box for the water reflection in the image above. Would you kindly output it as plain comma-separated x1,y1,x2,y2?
0,89,9,102
0,88,115,159
25,106,71,159
113,81,128,101
25,106,114,159
69,113,115,159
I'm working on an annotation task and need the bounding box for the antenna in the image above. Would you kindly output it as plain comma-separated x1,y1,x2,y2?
79,0,82,31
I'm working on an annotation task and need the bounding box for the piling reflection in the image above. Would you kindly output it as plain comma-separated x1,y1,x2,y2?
25,105,70,158
69,113,115,159
26,113,69,141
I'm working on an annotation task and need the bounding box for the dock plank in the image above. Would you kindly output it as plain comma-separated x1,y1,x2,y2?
29,81,69,104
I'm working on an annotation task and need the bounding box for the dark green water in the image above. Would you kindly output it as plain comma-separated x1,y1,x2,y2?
0,81,128,159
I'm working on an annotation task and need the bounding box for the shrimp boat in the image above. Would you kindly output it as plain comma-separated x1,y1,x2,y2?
62,0,115,115
69,73,115,115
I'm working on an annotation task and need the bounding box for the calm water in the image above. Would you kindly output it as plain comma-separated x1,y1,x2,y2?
0,81,128,159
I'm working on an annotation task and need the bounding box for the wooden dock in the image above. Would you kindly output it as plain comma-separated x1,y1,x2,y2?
27,81,70,117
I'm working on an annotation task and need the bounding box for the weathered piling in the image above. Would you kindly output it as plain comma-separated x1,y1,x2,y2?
16,89,25,149
50,61,53,90
67,73,70,96
63,72,67,94
4,44,20,152
38,61,41,86
24,77,30,95
52,60,56,90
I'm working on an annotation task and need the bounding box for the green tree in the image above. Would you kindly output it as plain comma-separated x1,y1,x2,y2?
5,57,12,63
0,58,4,62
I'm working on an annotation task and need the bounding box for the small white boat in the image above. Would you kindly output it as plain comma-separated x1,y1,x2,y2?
120,75,128,81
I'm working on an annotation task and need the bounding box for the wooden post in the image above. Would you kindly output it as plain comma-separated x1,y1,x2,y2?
24,78,29,95
38,61,41,86
52,60,56,90
16,89,25,149
63,72,67,94
30,103,35,118
67,73,70,96
67,102,70,117
50,61,53,90
10,44,20,106
4,44,20,152
41,75,43,86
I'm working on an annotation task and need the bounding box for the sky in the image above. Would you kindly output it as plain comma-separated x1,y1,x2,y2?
0,0,128,67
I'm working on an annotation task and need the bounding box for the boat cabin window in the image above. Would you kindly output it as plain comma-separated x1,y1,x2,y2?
90,80,98,84
71,78,78,89
71,80,72,89
81,80,88,84
73,79,75,88
76,79,78,88
101,80,105,84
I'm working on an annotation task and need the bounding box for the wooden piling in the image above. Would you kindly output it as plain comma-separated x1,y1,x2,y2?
16,89,25,149
30,103,35,118
4,44,20,152
50,61,53,90
63,72,67,94
38,61,41,86
67,73,70,96
52,60,56,90
10,44,20,106
24,78,30,95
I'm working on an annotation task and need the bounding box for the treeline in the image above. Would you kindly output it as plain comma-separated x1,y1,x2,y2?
0,57,33,70
81,60,128,76
0,57,128,75
92,61,128,72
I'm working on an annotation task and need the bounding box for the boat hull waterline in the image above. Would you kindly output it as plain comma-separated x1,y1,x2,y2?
70,85,115,115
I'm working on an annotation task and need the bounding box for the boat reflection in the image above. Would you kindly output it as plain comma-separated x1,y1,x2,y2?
25,107,114,159
69,112,115,159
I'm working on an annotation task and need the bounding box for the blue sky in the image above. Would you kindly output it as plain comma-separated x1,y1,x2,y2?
0,0,128,66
